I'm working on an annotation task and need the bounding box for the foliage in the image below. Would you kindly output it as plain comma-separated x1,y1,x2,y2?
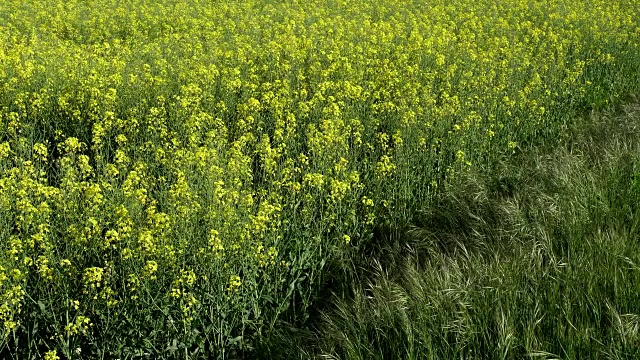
0,0,638,357
312,102,640,359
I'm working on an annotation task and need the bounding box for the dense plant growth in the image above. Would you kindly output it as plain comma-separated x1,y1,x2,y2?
0,0,638,357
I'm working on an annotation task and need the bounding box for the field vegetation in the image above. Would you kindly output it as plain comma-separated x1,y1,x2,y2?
0,0,639,358
301,101,640,359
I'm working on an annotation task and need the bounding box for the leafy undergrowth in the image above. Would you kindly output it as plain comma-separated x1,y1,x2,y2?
285,100,640,359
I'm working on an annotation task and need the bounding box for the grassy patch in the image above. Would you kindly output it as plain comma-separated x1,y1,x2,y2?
305,101,640,359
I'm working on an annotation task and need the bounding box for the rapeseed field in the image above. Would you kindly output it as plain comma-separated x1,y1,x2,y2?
0,0,639,357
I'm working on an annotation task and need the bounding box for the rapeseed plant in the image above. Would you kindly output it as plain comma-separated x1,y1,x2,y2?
0,0,638,357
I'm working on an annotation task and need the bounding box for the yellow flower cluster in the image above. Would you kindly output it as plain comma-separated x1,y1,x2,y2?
0,0,638,355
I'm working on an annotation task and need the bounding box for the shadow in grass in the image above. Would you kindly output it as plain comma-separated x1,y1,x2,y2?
273,100,640,359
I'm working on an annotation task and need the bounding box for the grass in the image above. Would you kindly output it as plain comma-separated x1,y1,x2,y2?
290,100,640,359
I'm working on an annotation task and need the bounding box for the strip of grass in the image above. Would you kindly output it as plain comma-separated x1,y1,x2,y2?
294,100,640,359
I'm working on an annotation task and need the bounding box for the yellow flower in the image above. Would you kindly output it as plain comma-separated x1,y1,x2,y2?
375,155,396,176
143,261,158,279
61,137,82,153
33,143,48,161
65,316,92,335
0,142,10,159
43,350,59,360
83,267,104,289
227,275,242,293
